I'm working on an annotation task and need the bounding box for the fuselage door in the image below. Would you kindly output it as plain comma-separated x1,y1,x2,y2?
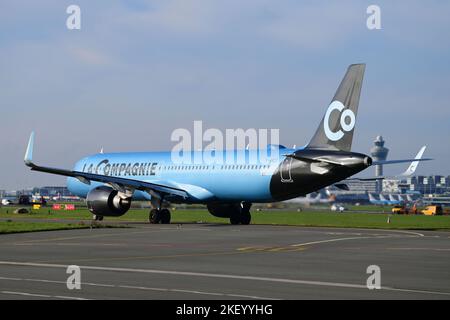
280,157,293,183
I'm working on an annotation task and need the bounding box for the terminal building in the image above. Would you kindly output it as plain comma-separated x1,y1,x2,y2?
33,186,74,198
328,175,450,204
1,186,79,202
403,175,450,195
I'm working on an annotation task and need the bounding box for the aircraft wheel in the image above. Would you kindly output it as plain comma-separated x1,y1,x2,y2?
160,209,171,224
149,209,161,224
240,211,251,225
93,214,103,221
229,215,240,225
240,202,252,225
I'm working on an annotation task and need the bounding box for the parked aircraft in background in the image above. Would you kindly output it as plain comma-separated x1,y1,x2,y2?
286,193,333,205
369,193,403,206
389,194,400,203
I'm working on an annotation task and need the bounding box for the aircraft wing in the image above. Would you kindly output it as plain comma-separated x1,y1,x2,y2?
24,132,188,198
370,146,430,167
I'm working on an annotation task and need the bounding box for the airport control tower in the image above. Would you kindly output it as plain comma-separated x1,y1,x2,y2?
370,135,389,177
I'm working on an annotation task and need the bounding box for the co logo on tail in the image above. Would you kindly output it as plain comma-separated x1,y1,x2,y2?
324,101,355,141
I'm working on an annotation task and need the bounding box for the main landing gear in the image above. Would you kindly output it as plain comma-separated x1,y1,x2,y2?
230,202,251,225
149,195,171,224
149,208,171,224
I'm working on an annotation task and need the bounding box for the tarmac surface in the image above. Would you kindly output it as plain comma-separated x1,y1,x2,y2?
0,223,449,300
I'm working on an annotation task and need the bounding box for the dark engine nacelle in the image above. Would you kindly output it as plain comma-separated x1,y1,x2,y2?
86,186,131,217
207,203,240,218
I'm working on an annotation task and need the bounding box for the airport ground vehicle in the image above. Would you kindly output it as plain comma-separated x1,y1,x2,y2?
392,205,409,214
421,205,443,216
331,204,345,212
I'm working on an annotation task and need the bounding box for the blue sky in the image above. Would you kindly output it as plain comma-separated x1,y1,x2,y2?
1,0,449,189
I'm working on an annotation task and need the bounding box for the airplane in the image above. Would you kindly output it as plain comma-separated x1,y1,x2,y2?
285,193,333,205
368,193,383,205
368,193,402,206
388,194,400,203
382,194,402,205
23,64,432,225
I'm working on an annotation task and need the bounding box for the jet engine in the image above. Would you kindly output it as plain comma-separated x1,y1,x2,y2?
86,186,131,217
207,203,241,218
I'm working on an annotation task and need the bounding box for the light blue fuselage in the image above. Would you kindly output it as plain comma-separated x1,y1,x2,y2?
67,148,296,203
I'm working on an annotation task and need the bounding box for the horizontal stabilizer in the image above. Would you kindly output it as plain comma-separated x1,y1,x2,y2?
284,153,345,166
372,158,432,166
346,145,431,181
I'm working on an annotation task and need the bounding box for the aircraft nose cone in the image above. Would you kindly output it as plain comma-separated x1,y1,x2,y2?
364,156,372,167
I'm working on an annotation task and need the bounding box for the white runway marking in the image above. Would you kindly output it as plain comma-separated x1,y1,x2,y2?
318,227,425,238
2,291,50,298
0,260,449,297
7,227,211,246
118,285,277,300
0,290,87,300
291,235,395,247
0,275,277,300
54,295,88,300
387,248,450,251
382,230,425,237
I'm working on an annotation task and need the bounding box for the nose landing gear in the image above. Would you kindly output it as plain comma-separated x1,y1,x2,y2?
92,214,104,221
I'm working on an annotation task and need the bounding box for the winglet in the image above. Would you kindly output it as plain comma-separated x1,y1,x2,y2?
400,145,426,176
24,132,35,167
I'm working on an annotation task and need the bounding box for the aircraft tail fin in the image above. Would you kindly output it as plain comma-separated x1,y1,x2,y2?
400,146,426,176
307,64,365,152
24,132,35,166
